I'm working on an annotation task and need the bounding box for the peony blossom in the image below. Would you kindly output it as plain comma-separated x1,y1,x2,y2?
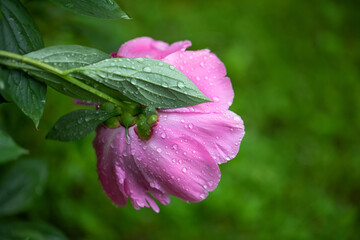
94,37,245,212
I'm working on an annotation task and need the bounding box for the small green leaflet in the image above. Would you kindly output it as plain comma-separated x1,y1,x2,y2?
46,109,120,141
0,128,27,164
0,0,46,127
52,0,130,19
0,221,68,240
0,158,47,216
71,58,211,109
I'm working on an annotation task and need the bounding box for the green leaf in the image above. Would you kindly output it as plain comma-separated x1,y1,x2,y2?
0,0,43,54
0,0,46,127
0,221,68,240
72,58,211,109
46,109,120,141
0,45,130,103
52,0,130,19
25,45,129,103
0,158,47,216
25,45,111,70
0,128,27,164
25,45,127,102
1,69,46,127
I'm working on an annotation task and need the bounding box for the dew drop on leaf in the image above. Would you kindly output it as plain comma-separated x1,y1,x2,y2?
143,67,152,72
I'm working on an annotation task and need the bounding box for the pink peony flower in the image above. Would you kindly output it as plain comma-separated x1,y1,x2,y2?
94,37,245,212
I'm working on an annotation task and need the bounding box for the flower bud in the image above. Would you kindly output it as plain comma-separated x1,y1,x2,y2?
120,112,136,128
136,116,151,139
104,117,120,128
146,115,158,126
100,102,115,111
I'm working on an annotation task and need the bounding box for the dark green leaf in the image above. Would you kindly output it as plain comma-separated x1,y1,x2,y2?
0,158,47,216
46,109,120,141
72,58,211,108
0,0,43,54
0,69,46,127
0,128,27,164
0,221,68,240
52,0,130,19
0,0,46,127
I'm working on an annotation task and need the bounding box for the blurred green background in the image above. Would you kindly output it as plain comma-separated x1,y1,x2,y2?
1,0,359,239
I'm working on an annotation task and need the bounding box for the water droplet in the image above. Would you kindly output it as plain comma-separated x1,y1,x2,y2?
213,96,220,102
169,65,175,70
158,62,164,66
136,57,144,62
196,76,201,81
188,123,193,129
0,81,5,90
172,144,178,150
157,148,162,153
143,67,152,72
200,193,206,199
182,167,187,173
161,132,166,139
200,62,205,67
177,82,185,88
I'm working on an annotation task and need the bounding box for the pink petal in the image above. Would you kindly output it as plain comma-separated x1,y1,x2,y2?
129,124,221,202
94,127,127,206
94,125,166,213
115,37,191,60
156,110,245,164
162,50,234,113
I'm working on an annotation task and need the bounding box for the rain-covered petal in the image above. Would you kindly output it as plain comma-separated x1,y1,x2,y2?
114,37,191,60
94,126,168,212
155,110,245,164
129,124,221,203
162,50,234,113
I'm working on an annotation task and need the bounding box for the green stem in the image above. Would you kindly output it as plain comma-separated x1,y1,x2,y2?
0,50,125,108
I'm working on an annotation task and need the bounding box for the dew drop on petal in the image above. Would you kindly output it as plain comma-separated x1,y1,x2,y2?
182,167,187,173
161,132,166,139
157,148,162,153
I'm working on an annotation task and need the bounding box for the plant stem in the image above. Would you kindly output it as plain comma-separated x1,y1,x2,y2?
0,50,125,108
